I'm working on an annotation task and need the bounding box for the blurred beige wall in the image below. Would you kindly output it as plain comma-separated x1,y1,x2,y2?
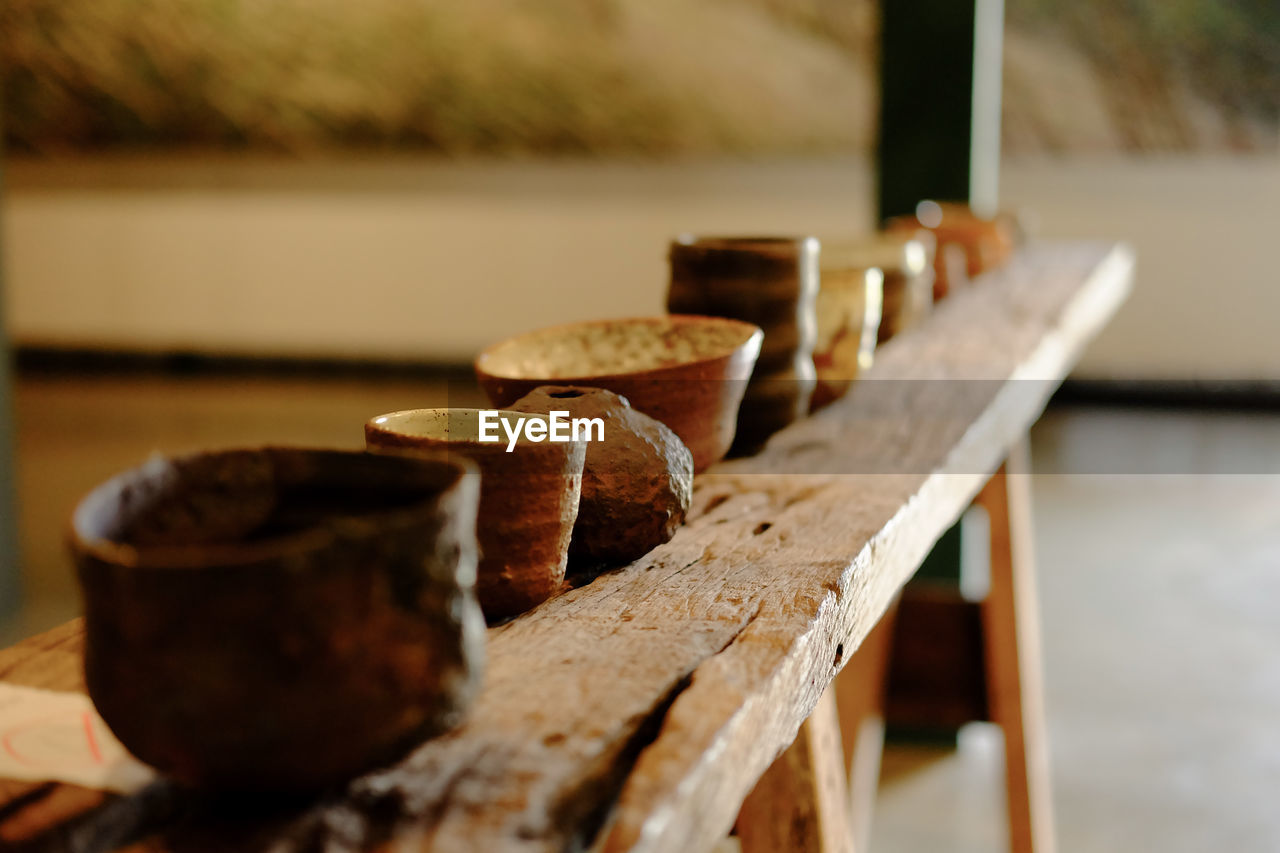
4,156,1276,379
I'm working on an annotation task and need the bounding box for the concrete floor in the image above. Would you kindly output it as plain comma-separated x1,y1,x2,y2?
874,407,1280,852
2,375,1277,850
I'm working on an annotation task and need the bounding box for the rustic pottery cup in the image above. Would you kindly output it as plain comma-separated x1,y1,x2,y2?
366,408,585,622
876,233,935,342
884,201,1014,298
667,235,819,455
70,447,485,793
474,316,762,473
820,234,934,345
809,258,883,411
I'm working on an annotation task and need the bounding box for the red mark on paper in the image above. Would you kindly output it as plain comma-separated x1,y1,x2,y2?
2,710,105,770
82,711,104,765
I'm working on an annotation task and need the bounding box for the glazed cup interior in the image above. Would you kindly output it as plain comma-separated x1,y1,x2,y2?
367,407,551,447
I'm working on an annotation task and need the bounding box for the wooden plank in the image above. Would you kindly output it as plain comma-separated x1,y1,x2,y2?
0,617,85,691
735,687,854,853
977,445,1056,853
598,242,1131,853
0,242,1132,853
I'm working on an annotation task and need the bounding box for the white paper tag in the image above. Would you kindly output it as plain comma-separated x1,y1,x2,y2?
0,682,155,793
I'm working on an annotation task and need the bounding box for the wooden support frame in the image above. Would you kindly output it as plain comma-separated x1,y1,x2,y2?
736,688,855,853
975,444,1056,853
831,601,897,852
788,442,1057,853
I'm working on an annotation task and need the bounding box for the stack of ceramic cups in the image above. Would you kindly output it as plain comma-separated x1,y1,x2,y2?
667,236,819,455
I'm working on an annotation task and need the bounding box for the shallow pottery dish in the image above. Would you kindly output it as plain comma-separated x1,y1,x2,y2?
70,447,484,793
667,236,819,455
474,316,763,472
366,408,585,622
509,385,693,568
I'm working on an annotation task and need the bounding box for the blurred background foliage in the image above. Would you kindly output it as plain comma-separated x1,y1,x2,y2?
1,0,1275,156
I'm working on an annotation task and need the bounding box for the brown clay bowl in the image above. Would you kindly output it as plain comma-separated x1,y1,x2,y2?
366,408,585,622
474,316,763,472
69,447,485,793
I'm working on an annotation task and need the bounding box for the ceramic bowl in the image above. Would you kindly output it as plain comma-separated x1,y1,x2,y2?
366,408,585,621
667,236,819,455
70,447,484,792
474,316,763,472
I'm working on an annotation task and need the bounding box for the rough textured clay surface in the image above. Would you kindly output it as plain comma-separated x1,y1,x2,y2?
69,447,485,793
366,409,585,622
509,386,694,568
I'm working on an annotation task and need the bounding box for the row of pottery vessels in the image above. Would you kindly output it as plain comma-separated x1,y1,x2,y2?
671,202,1021,443
67,202,1018,792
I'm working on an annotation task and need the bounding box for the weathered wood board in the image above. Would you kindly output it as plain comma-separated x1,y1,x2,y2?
0,242,1133,853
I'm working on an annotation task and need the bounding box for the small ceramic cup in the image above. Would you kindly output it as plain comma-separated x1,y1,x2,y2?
821,234,934,346
70,447,485,792
667,235,820,454
366,408,586,622
876,233,935,343
884,201,1014,298
810,260,884,411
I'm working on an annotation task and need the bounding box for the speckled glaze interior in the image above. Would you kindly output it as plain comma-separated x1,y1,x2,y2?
476,316,759,380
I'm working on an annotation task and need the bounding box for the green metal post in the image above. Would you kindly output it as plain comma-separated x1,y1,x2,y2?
878,0,1005,586
878,0,1005,742
877,0,1005,221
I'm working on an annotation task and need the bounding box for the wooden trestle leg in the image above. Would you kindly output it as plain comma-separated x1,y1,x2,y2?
735,687,856,853
831,602,897,853
976,442,1057,853
733,439,1055,853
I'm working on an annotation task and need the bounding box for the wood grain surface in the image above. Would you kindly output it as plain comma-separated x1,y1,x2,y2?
0,242,1133,853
